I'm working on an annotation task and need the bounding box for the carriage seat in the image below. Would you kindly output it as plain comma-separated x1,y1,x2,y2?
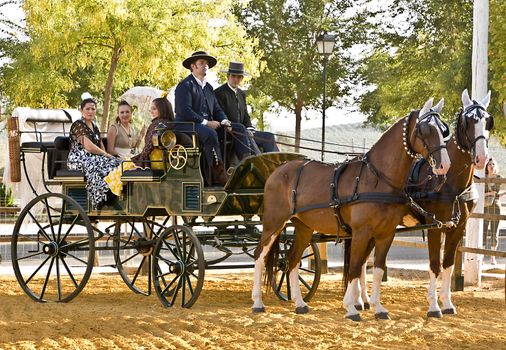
48,136,84,181
20,141,55,153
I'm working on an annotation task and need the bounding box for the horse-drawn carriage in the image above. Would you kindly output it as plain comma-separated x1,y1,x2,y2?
8,108,323,307
8,90,493,321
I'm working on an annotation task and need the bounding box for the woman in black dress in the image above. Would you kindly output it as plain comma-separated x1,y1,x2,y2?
67,94,121,209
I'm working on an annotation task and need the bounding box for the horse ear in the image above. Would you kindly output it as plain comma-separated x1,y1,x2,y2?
481,90,491,109
419,97,434,118
461,89,472,108
433,98,444,113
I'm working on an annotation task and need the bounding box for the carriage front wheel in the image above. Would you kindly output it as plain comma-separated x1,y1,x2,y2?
271,240,321,302
152,225,205,308
11,193,94,302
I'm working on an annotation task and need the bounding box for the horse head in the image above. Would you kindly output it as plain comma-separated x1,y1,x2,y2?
457,89,492,169
406,97,451,176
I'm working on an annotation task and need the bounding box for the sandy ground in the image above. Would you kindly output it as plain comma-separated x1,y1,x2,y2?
0,271,504,350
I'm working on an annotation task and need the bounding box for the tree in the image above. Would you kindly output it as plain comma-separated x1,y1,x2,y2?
359,0,474,129
235,0,366,147
1,0,259,130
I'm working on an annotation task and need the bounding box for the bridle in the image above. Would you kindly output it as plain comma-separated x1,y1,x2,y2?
454,102,493,159
403,111,448,168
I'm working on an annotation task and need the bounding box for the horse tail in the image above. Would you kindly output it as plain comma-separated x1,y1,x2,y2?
264,234,280,290
342,238,351,294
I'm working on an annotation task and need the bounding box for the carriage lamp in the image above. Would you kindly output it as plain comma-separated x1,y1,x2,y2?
152,124,177,149
316,33,337,161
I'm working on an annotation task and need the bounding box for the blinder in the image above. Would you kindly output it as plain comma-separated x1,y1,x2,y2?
417,111,450,139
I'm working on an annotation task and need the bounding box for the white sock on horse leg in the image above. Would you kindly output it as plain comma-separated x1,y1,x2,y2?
440,266,456,312
289,268,307,309
252,235,277,309
371,267,388,314
359,262,370,305
343,278,360,316
427,269,441,313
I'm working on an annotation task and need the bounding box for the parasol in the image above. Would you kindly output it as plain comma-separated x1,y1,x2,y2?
120,86,164,112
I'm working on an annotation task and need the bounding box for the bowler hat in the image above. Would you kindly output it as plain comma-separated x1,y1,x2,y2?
182,51,217,69
221,61,250,76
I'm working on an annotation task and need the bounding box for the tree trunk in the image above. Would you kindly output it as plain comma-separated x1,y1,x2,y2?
294,102,303,153
100,44,121,132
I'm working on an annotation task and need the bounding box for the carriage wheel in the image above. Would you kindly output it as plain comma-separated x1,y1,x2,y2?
11,193,94,302
114,216,171,295
271,240,321,302
152,225,205,308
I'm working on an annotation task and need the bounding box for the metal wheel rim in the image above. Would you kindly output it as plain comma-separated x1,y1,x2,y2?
11,193,94,302
152,225,205,308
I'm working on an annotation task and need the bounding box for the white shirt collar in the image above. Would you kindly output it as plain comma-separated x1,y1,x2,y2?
227,82,237,93
192,73,207,88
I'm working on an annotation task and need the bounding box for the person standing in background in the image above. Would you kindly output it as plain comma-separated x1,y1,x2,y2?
483,157,503,265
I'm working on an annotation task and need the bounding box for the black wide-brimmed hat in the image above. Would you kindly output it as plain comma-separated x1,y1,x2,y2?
221,61,250,76
182,51,217,69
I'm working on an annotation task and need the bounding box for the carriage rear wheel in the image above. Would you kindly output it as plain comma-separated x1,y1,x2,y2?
11,193,94,302
114,216,171,296
271,240,321,302
152,225,205,308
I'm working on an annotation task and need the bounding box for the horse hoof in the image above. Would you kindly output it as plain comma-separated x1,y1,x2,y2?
345,314,362,322
364,302,370,310
295,306,309,314
427,310,443,318
375,312,390,320
252,307,265,313
442,308,456,315
354,304,364,311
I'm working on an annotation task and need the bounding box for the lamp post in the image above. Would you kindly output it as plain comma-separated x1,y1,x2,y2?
316,33,337,161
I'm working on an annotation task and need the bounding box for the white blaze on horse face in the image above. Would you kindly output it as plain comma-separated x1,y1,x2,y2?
426,116,450,176
474,116,489,169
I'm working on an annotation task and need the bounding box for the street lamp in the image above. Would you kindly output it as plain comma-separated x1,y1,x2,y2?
316,33,337,161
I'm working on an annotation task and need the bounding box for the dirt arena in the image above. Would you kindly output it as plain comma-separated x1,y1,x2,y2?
0,271,504,350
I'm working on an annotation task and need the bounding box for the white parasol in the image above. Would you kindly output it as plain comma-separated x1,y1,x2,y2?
120,86,164,112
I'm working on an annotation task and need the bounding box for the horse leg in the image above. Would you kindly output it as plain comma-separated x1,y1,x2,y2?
286,219,314,314
355,240,374,311
343,233,371,321
439,229,463,315
427,229,443,318
252,229,285,312
370,234,395,320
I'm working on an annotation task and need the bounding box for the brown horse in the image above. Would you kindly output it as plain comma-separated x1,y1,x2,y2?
252,98,451,321
353,90,491,317
410,89,491,317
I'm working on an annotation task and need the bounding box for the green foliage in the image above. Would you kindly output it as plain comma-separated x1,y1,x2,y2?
235,0,366,138
360,0,473,129
0,183,14,207
0,0,259,130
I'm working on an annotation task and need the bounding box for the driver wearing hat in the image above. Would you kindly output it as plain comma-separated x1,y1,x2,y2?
174,51,250,186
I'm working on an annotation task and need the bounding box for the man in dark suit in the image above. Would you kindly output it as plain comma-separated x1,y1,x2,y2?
215,62,279,153
174,52,251,186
